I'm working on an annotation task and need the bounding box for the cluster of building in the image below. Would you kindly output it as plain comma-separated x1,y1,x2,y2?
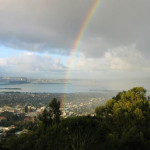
0,105,46,128
0,105,44,116
0,95,106,120
61,97,105,118
0,105,46,140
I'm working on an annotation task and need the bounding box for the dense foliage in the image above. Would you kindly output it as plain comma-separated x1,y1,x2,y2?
1,87,150,150
0,112,25,126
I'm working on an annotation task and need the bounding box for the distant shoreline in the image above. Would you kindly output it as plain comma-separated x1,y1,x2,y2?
34,83,69,84
0,88,21,90
0,82,70,86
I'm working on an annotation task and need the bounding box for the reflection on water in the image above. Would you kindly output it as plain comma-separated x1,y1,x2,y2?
0,79,150,94
0,83,106,93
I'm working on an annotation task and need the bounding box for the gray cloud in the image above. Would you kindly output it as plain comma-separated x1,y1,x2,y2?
0,0,150,58
0,0,94,53
79,0,150,57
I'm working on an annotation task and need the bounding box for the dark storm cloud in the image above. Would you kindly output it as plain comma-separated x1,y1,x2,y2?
0,0,150,57
80,0,150,57
0,0,94,53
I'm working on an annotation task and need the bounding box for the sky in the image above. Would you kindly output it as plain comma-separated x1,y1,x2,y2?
0,0,150,82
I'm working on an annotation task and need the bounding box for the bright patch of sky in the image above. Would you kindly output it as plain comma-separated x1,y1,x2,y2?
0,46,68,64
0,46,25,58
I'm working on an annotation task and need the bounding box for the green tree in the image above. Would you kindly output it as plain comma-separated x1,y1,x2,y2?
38,108,52,126
49,98,61,124
95,87,150,147
95,106,106,118
39,98,61,126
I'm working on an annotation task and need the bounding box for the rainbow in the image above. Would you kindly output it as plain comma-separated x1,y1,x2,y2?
61,0,101,110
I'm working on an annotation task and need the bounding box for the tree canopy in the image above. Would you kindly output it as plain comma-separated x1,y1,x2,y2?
38,98,61,126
